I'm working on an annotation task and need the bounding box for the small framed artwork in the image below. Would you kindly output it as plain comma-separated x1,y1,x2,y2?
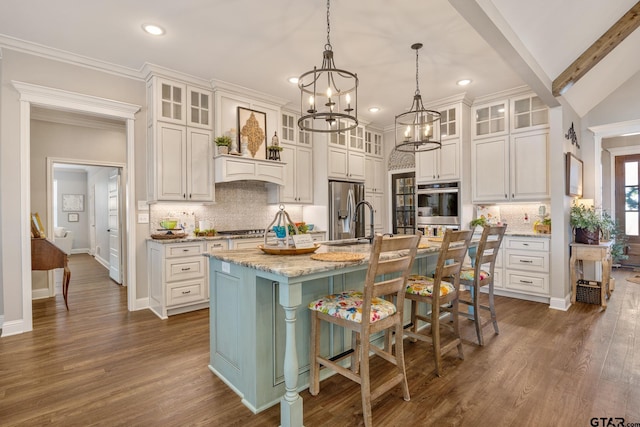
566,153,583,197
238,107,267,160
62,194,84,212
68,213,79,222
31,212,46,238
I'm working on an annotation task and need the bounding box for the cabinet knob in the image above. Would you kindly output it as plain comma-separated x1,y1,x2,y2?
504,194,508,199
512,193,515,198
183,194,186,199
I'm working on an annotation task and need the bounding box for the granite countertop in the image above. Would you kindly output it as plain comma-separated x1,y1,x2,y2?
147,230,327,244
505,231,550,238
204,241,442,278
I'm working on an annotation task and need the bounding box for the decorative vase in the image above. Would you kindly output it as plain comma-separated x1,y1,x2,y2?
575,227,600,245
217,145,229,155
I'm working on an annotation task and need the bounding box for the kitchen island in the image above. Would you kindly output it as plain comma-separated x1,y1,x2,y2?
205,241,441,427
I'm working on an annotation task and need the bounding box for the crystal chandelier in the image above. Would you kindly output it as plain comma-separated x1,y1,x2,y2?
395,43,441,152
298,0,358,133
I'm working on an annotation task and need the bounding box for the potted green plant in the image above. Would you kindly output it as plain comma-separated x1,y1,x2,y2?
570,203,602,244
601,211,628,264
214,135,232,155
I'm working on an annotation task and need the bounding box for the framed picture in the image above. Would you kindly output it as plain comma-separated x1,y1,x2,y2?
31,212,45,238
62,194,84,212
566,153,583,197
237,107,267,160
68,213,79,222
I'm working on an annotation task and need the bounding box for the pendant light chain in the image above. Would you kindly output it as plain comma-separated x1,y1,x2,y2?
415,45,420,97
326,0,332,50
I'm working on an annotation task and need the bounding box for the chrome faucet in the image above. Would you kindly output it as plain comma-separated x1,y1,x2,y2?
354,200,375,243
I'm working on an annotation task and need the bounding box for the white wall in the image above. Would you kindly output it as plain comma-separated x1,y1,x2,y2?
87,167,117,267
0,48,147,324
53,170,89,251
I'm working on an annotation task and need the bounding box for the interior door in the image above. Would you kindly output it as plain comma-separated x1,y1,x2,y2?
108,169,123,284
615,154,640,265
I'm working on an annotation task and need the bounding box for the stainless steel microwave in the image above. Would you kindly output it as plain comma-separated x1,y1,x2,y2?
416,182,460,225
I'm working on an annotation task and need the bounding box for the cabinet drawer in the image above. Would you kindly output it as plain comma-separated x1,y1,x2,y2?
207,240,229,252
505,270,549,295
505,250,549,273
232,238,262,250
504,237,549,252
166,256,205,282
493,269,503,288
166,243,204,258
167,279,206,306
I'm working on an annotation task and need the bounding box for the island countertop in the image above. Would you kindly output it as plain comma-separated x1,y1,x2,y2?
204,241,441,278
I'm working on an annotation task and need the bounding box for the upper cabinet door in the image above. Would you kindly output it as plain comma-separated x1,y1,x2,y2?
510,95,549,133
187,86,212,129
472,100,508,139
439,106,459,140
157,78,187,125
281,112,296,144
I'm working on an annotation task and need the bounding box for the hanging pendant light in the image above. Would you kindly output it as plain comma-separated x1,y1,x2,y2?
298,0,358,133
395,43,441,152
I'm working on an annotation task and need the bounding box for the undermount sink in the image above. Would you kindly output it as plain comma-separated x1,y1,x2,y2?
320,239,371,247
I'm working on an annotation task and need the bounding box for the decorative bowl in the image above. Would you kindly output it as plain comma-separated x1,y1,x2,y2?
160,218,179,230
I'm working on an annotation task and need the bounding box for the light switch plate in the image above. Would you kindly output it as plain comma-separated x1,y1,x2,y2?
138,213,149,224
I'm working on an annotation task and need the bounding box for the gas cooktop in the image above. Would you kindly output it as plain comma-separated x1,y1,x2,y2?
216,229,266,236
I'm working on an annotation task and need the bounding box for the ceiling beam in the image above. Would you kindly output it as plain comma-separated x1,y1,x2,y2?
552,1,640,96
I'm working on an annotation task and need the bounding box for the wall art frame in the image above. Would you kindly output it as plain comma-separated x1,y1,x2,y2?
566,152,583,197
68,212,79,222
62,194,84,212
237,107,267,160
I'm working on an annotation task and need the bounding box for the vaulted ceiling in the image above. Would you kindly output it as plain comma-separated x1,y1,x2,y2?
0,0,638,128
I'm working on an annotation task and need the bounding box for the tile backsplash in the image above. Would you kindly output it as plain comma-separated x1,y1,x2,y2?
474,203,551,233
149,181,303,233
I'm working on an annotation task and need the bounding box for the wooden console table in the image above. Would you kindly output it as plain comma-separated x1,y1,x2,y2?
570,241,612,309
31,238,71,310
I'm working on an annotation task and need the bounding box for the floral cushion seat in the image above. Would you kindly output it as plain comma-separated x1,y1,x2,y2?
308,290,396,323
406,277,456,298
459,267,490,282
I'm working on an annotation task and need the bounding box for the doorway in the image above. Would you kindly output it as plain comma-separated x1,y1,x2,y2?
50,161,125,289
615,154,640,266
9,81,139,336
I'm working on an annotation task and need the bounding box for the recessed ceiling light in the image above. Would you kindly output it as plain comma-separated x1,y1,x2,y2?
288,77,299,84
368,107,380,113
142,24,165,36
457,79,471,86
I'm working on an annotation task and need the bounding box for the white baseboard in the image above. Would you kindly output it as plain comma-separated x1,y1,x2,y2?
549,295,571,311
71,248,90,255
32,288,51,300
135,297,149,311
94,254,109,270
1,319,26,337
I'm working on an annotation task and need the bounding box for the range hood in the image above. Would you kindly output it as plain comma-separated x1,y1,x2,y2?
214,155,285,185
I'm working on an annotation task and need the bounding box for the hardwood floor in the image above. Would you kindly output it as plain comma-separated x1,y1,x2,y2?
1,254,639,426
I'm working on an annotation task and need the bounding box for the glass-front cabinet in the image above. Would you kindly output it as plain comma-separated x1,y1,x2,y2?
510,94,548,133
472,100,508,139
392,172,415,234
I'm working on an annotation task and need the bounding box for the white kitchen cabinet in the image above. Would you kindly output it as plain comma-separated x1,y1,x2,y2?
472,130,548,202
472,99,508,139
416,139,460,183
284,143,313,203
365,130,383,157
150,77,212,128
147,76,214,203
328,146,365,181
503,236,549,296
510,94,548,133
148,122,213,202
365,156,384,193
148,240,209,319
270,111,313,203
364,191,384,234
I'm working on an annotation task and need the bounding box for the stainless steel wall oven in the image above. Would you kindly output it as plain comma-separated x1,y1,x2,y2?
416,182,460,226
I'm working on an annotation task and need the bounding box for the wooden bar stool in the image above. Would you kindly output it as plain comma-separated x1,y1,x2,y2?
308,233,421,427
458,225,506,346
404,229,472,376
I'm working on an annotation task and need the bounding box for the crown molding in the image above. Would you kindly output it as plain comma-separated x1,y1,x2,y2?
471,85,532,105
31,107,126,132
141,63,212,89
423,92,474,109
0,34,143,81
211,78,290,107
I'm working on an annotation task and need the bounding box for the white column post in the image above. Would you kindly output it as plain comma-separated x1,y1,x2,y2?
278,281,304,427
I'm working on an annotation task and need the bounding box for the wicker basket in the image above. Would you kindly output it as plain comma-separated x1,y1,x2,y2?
576,279,602,305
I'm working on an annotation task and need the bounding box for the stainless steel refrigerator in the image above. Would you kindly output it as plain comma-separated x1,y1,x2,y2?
328,180,365,240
